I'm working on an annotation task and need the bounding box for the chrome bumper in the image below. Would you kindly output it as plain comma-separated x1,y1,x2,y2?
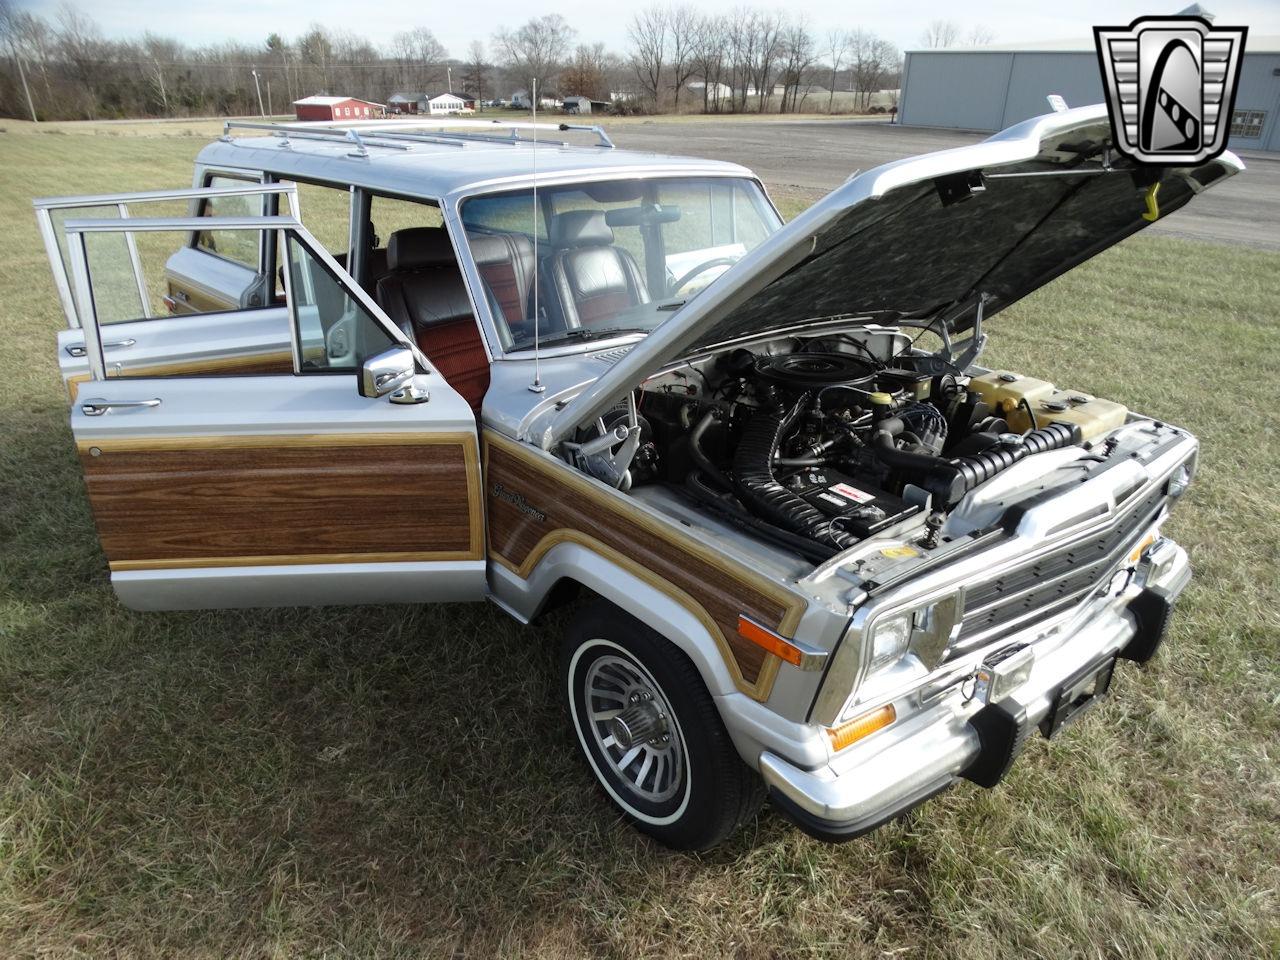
760,540,1191,841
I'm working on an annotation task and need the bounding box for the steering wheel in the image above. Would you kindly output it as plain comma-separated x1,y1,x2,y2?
668,256,739,297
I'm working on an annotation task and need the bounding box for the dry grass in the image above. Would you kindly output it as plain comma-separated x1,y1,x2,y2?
0,124,1277,959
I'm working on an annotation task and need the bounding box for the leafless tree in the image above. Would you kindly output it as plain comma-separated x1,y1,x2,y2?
967,25,995,46
463,40,489,102
920,19,960,49
849,29,897,112
741,9,785,113
667,5,698,111
492,14,574,99
823,28,848,113
688,14,728,112
391,27,447,91
53,3,102,117
141,32,179,114
776,18,815,113
628,6,666,107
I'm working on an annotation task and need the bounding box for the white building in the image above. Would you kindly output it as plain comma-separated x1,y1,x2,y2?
511,89,561,110
687,80,732,100
427,93,468,116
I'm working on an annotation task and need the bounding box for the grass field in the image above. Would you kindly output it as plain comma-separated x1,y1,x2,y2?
0,124,1277,959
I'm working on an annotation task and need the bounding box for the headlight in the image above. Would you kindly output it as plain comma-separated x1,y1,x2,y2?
814,592,965,727
1167,462,1193,498
865,593,965,676
868,613,912,671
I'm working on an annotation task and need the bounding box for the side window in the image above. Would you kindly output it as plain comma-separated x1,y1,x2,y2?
194,175,262,268
284,180,352,258
64,222,292,380
366,194,447,285
461,191,547,239
286,234,399,373
369,194,445,241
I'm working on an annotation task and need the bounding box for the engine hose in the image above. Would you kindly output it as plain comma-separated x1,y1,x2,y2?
682,472,837,563
949,422,1079,491
732,398,861,552
871,419,1080,506
688,408,731,489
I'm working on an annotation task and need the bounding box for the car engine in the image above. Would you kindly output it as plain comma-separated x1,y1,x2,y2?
589,331,1127,562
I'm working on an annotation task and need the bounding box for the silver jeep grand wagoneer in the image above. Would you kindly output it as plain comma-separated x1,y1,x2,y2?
34,108,1236,849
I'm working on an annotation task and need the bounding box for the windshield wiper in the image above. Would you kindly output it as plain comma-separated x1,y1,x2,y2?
531,327,649,348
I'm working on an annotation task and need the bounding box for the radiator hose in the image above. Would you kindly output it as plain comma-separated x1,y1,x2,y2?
871,418,1080,505
732,398,861,552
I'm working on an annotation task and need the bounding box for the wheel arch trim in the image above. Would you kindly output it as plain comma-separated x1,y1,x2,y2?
490,536,777,699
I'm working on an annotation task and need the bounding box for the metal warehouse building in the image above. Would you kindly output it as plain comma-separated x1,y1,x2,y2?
898,33,1280,153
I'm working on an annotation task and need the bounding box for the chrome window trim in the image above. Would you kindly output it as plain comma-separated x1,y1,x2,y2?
33,180,298,329
61,213,423,380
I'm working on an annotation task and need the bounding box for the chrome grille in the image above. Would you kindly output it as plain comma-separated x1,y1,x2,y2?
949,485,1167,656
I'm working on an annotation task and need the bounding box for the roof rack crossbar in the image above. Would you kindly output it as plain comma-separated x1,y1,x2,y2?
221,118,615,150
341,130,468,150
222,120,413,155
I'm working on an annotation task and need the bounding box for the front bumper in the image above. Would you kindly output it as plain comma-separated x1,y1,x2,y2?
761,539,1191,842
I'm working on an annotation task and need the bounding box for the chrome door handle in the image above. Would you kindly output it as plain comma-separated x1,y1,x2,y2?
65,339,136,358
80,397,161,416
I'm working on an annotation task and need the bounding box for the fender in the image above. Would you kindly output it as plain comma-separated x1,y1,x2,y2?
488,539,744,698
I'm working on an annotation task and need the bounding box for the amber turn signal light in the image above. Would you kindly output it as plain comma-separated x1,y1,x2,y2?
1129,531,1157,564
736,615,827,671
825,704,896,752
737,615,805,667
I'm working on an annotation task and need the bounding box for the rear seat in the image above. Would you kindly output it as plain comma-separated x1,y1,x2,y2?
375,227,490,412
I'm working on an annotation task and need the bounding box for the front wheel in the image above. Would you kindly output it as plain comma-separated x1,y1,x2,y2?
561,601,764,850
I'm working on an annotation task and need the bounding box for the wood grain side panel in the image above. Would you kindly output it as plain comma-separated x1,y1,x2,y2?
166,279,238,315
108,352,296,378
483,432,805,698
80,438,481,568
67,352,294,400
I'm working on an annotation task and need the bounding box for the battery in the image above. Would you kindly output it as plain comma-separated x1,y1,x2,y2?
787,467,920,538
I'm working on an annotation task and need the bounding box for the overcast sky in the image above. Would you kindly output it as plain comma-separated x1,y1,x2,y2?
16,0,1280,57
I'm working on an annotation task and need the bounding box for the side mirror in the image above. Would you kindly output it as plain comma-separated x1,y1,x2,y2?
358,346,415,399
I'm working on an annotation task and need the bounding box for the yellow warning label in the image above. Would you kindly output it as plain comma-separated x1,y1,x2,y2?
880,545,921,560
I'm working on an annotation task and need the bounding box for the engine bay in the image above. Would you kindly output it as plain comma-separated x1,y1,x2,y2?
569,328,1129,563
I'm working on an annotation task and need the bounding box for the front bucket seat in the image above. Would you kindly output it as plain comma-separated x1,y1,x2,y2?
545,210,648,329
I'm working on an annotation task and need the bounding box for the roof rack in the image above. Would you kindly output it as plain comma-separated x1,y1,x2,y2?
221,121,425,156
221,118,616,151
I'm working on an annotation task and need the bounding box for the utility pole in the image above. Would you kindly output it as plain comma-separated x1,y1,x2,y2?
6,33,37,122
447,65,452,93
251,68,265,117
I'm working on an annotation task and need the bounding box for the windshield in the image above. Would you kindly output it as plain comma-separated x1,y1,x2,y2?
460,176,780,351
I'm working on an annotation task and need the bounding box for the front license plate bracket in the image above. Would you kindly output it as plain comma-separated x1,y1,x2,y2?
1039,657,1116,739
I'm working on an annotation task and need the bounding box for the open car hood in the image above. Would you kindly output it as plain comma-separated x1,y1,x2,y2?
545,104,1241,447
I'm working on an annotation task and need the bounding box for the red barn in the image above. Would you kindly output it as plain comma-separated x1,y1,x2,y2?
293,95,384,121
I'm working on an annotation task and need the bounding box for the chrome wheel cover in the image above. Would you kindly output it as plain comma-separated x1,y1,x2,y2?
583,653,685,804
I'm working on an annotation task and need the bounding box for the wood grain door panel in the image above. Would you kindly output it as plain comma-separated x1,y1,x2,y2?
78,433,483,570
